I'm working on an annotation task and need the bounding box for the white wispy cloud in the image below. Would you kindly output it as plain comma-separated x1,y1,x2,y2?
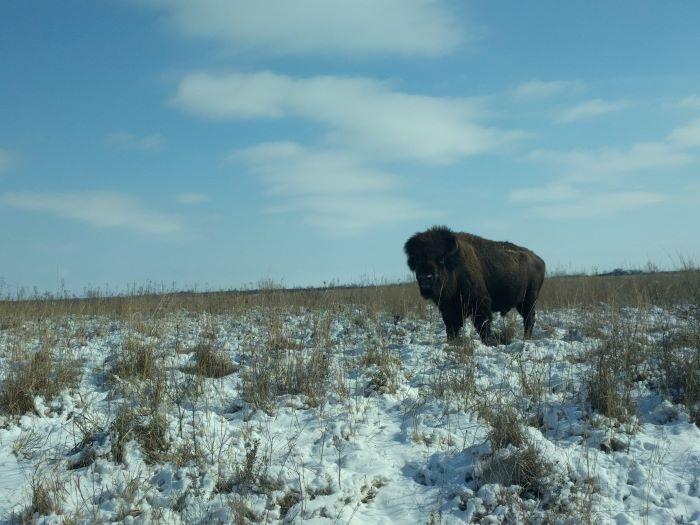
292,195,436,235
0,148,17,172
0,191,183,235
676,95,700,109
528,142,692,181
527,117,700,182
133,0,463,57
531,191,667,219
231,141,433,235
667,116,700,148
231,142,399,195
556,98,633,123
508,183,578,203
174,71,520,164
106,131,166,152
511,79,583,100
176,192,209,204
510,117,700,219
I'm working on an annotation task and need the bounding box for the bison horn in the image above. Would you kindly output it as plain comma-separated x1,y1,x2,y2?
441,238,460,264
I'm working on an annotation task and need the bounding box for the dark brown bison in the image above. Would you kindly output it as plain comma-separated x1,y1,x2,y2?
404,226,545,343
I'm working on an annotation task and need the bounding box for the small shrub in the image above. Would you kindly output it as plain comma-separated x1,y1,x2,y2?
0,346,82,415
234,439,260,494
430,365,475,403
278,491,301,519
110,405,169,464
13,429,48,460
588,351,635,421
361,338,397,368
241,342,331,411
362,335,401,395
228,497,260,524
137,413,169,462
110,335,158,381
266,315,303,351
494,314,520,345
429,340,475,409
110,406,138,464
659,327,700,424
215,438,282,499
16,474,65,522
367,367,400,395
240,356,274,413
477,444,551,498
31,483,58,517
181,343,238,378
586,313,645,422
485,406,525,450
516,357,546,402
67,446,96,470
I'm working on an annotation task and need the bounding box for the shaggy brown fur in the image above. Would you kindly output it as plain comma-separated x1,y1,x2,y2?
404,226,546,343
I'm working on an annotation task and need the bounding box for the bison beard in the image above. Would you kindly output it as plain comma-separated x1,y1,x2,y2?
404,226,545,343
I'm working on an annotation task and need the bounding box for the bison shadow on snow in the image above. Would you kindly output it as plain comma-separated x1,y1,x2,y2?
404,226,545,345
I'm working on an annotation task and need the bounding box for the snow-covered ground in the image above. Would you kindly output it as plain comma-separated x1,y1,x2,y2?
0,305,699,524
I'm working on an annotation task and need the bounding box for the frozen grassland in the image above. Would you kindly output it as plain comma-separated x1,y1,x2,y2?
0,299,699,524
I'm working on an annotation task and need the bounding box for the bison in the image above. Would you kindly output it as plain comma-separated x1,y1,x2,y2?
404,226,545,343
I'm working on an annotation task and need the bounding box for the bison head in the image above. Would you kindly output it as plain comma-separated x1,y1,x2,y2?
404,226,460,300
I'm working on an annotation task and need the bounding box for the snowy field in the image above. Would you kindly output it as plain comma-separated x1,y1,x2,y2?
0,303,699,524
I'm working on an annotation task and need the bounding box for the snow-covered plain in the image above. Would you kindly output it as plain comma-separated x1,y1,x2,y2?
0,304,699,524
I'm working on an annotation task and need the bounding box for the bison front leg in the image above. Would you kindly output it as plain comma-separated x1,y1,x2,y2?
473,310,493,344
466,295,494,344
440,308,464,342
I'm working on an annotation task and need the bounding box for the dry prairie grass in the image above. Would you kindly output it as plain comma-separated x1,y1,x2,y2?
1,270,697,326
586,313,648,422
477,444,552,498
239,311,333,411
486,406,526,449
0,345,82,415
659,319,700,424
538,269,700,310
109,335,159,382
110,403,170,465
181,342,238,378
0,267,699,523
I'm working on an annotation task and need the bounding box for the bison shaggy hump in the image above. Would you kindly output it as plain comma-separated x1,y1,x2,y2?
404,226,545,343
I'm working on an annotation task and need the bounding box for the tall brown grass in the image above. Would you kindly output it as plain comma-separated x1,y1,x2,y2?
538,270,700,309
1,270,698,324
0,282,424,323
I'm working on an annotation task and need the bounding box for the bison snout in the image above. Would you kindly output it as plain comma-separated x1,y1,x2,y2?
417,274,434,290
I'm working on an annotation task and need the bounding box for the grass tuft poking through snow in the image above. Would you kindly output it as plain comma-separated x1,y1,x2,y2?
0,345,81,415
660,321,700,424
586,311,648,423
0,282,699,523
477,443,552,498
109,334,158,382
181,342,238,378
485,405,526,449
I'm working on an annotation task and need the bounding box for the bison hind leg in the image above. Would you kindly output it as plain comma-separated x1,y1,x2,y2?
517,296,537,340
519,276,545,339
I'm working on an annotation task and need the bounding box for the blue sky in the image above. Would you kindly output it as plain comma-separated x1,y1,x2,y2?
1,1,699,294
